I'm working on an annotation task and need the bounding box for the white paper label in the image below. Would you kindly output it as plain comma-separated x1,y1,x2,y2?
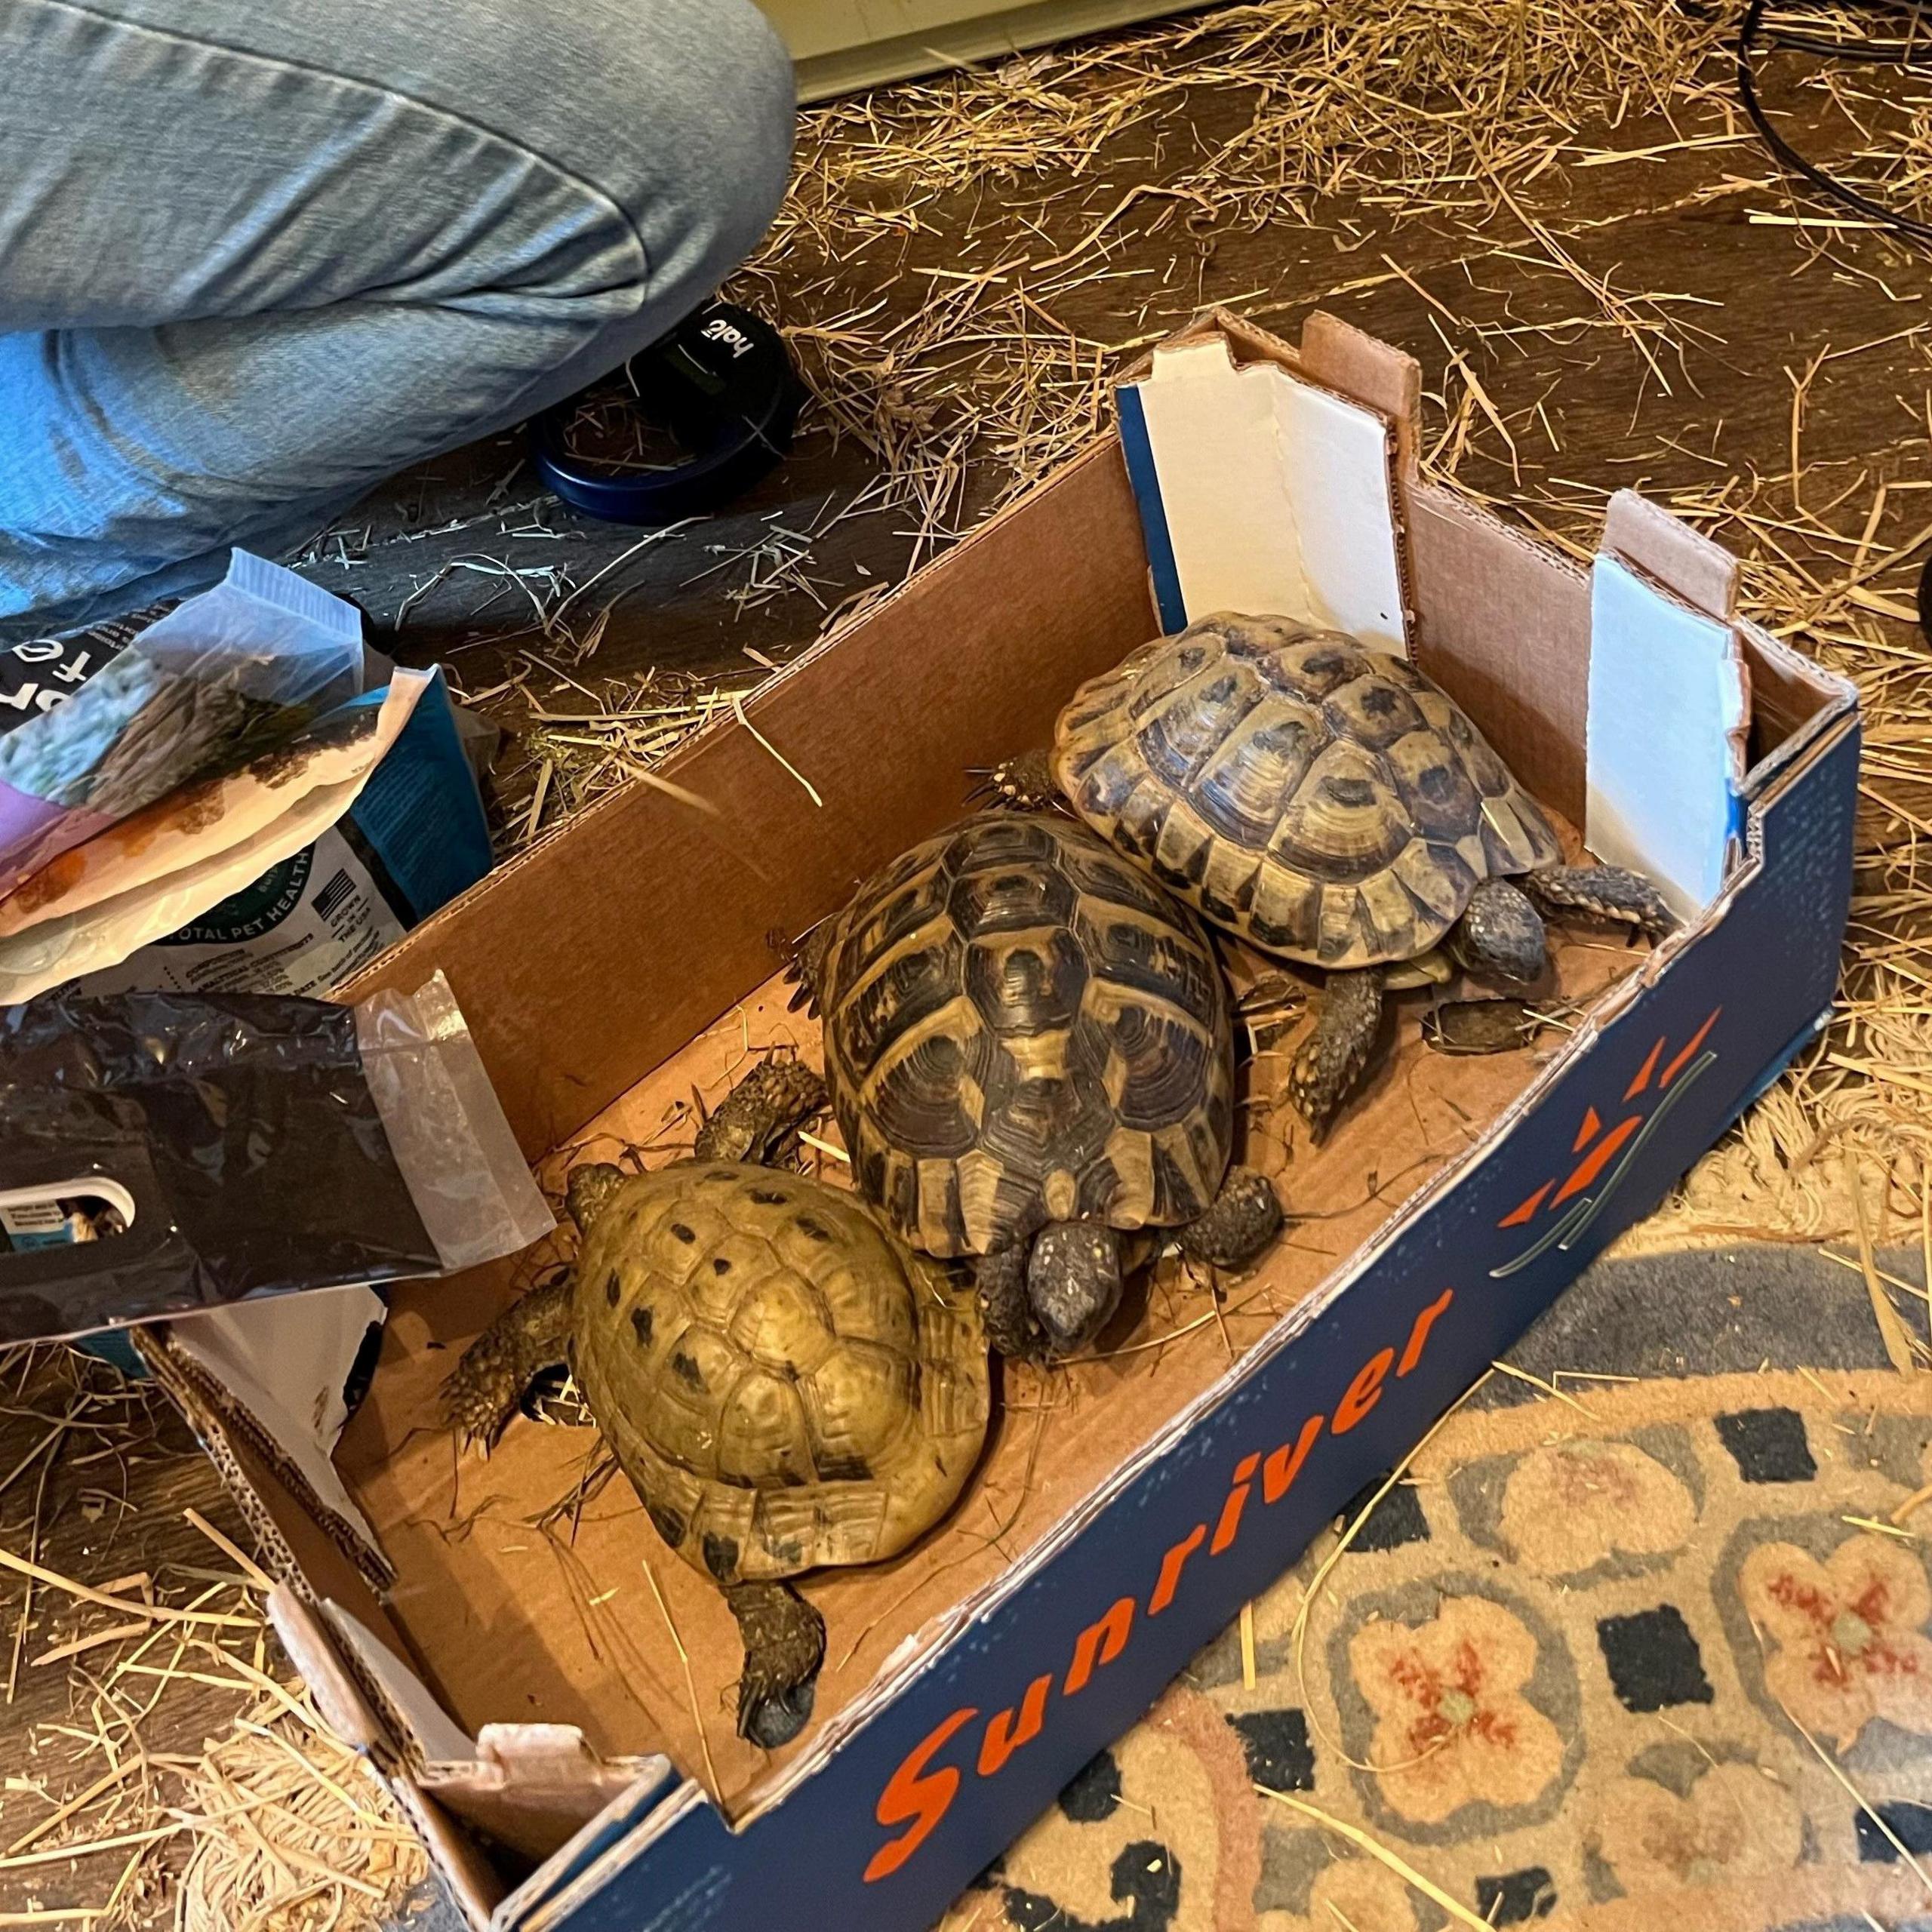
1,1200,75,1251
80,826,406,999
1585,556,1748,921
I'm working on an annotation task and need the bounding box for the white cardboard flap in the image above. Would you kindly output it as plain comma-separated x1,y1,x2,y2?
168,1286,388,1561
1118,337,1408,654
1586,555,1749,921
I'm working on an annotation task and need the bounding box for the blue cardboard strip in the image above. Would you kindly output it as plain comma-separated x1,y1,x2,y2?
1116,383,1188,635
345,670,495,926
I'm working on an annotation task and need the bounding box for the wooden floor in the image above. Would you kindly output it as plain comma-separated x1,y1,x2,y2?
2,22,1925,1924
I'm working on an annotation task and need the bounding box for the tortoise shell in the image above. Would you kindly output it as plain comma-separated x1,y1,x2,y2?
571,1163,987,1587
818,811,1235,1260
1052,613,1561,971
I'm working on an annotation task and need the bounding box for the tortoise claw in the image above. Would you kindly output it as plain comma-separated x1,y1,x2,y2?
743,1678,815,1749
974,746,1065,815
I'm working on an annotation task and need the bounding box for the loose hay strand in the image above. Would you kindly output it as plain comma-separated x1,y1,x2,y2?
641,1556,721,1800
731,694,824,808
1847,1152,1923,1372
1772,1689,1932,1901
0,1546,256,1630
1259,1789,1498,1931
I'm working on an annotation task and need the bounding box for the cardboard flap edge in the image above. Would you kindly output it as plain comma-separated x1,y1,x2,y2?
1602,489,1739,621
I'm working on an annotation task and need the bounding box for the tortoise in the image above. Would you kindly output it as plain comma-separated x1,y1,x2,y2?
993,613,1675,1136
442,1059,989,1750
792,811,1282,1361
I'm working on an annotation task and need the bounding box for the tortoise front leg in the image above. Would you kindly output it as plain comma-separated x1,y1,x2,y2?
975,1243,1045,1361
693,1059,829,1166
724,1580,826,1749
1288,967,1384,1140
1450,878,1547,985
443,1275,573,1448
1525,863,1675,940
1177,1167,1283,1270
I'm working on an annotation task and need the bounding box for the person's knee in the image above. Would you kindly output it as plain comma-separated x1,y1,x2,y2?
341,0,793,313
592,0,795,300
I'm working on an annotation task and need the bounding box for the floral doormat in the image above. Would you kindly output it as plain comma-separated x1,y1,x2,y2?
940,1251,1932,1932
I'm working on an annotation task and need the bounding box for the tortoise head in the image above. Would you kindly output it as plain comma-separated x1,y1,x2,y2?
565,1162,628,1235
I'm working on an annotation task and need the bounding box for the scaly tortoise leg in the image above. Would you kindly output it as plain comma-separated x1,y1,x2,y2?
1525,863,1675,940
1288,967,1384,1140
692,1059,829,1165
976,1244,1044,1361
1450,878,1548,985
724,1580,826,1749
1177,1167,1283,1270
442,1275,573,1448
983,746,1065,814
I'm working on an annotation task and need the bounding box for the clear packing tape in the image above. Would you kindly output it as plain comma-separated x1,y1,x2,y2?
0,971,552,1343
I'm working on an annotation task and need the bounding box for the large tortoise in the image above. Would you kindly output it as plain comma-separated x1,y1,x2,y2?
794,812,1281,1360
444,1060,989,1749
996,614,1674,1135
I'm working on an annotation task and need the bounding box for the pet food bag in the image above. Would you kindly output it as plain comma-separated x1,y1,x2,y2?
0,554,362,897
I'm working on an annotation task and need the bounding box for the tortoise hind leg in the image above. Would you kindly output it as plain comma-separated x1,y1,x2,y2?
1525,863,1676,940
693,1059,829,1165
724,1580,826,1748
443,1275,573,1447
1177,1167,1283,1270
1289,968,1384,1140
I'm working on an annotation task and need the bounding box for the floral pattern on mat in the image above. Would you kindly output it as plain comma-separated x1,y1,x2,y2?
1739,1537,1932,1749
1500,1440,1697,1577
1349,1595,1566,1826
940,1369,1932,1932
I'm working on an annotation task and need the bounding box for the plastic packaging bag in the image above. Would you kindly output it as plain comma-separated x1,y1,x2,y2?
0,673,438,1002
74,670,496,999
0,554,362,897
0,972,551,1343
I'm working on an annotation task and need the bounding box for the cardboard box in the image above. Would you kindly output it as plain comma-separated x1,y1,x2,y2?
149,311,1858,1932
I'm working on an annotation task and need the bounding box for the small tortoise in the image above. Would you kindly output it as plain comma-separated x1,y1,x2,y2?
996,614,1674,1136
794,812,1282,1360
444,1060,989,1749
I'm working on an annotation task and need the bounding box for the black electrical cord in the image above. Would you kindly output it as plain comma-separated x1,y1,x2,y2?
1736,0,1932,243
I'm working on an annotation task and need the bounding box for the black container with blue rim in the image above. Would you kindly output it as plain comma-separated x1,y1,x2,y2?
530,301,804,526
